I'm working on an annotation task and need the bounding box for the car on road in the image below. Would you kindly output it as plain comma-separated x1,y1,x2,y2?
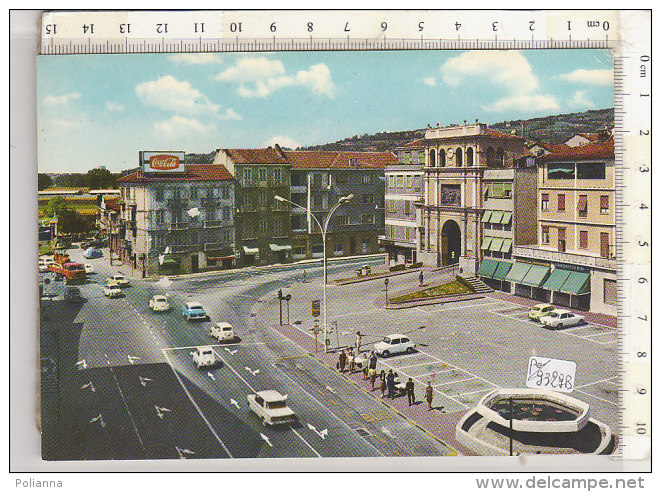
64,286,84,303
83,247,103,259
247,390,297,426
540,309,585,329
182,302,207,321
209,322,236,342
39,260,49,273
374,333,416,358
108,274,130,287
149,295,170,312
528,303,555,321
84,263,95,274
191,346,219,369
103,284,122,298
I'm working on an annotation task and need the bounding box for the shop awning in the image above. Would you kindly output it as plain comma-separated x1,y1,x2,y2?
269,244,292,252
161,259,179,266
505,262,533,283
243,246,259,255
482,211,493,223
543,269,572,291
481,237,493,250
559,271,591,295
520,264,551,287
477,259,499,278
493,261,513,280
489,237,504,251
500,238,512,253
490,211,504,224
500,211,512,224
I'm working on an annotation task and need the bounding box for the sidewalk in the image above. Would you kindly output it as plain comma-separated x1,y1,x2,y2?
270,321,475,456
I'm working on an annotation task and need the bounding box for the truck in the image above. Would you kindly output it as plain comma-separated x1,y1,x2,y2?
191,346,218,369
49,261,86,284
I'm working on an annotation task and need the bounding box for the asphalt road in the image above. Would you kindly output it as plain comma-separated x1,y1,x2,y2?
40,249,452,460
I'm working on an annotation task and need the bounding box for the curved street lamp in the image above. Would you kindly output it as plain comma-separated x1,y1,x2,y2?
274,193,354,353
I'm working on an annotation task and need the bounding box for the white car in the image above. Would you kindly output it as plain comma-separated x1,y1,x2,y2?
149,295,170,312
374,333,416,358
191,346,218,368
103,285,122,298
540,309,586,329
108,274,130,287
40,255,55,265
84,263,95,274
209,322,236,342
247,390,297,426
39,260,49,273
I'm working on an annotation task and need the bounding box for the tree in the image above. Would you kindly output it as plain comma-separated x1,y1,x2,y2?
86,167,116,189
38,173,53,191
42,197,93,234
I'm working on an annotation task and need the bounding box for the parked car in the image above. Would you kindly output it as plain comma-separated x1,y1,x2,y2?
39,260,49,273
149,295,170,312
182,302,207,321
64,286,84,303
247,390,296,426
103,284,122,298
209,322,236,342
83,247,103,259
191,346,219,369
84,263,95,274
374,334,416,358
108,274,130,287
528,303,555,321
540,309,586,329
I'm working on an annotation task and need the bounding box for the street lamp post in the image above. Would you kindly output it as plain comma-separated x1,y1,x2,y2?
275,193,353,353
384,277,390,308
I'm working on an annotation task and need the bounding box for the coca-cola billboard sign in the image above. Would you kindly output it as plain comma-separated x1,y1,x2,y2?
140,151,185,173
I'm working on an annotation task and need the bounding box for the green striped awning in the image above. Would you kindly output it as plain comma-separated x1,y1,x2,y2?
161,259,179,266
477,259,499,278
493,261,513,280
500,238,512,253
481,237,493,250
482,211,493,223
543,269,572,291
520,265,552,287
490,211,504,224
489,237,504,251
505,262,533,283
559,272,591,295
500,211,512,224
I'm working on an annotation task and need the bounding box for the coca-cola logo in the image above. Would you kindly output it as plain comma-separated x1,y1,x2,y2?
149,154,180,171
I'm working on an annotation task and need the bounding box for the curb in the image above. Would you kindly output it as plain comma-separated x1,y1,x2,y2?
334,266,426,286
383,293,485,310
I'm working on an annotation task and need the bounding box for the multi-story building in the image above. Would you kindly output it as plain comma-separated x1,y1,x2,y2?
117,152,236,276
96,195,121,252
417,122,527,276
213,146,292,266
511,137,616,315
285,150,394,260
379,139,425,265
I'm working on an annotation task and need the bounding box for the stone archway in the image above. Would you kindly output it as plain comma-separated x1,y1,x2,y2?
441,219,461,265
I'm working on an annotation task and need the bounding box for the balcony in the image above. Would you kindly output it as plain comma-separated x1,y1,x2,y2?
203,220,223,229
169,222,188,231
171,244,189,253
204,242,226,251
167,198,188,209
513,245,616,271
290,185,307,194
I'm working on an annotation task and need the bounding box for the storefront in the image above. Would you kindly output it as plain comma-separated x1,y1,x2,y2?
476,258,512,291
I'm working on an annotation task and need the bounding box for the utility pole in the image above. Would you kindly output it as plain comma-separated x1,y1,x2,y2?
277,289,283,326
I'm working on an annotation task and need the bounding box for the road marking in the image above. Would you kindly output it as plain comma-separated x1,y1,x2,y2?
244,366,260,376
455,387,492,397
276,353,308,360
230,398,240,409
138,376,152,387
290,426,321,457
154,405,171,419
575,376,618,389
416,368,457,379
81,381,96,392
260,433,273,447
162,342,266,352
432,377,476,387
175,446,196,459
210,349,257,392
396,360,451,371
307,423,328,439
161,350,234,458
574,388,618,406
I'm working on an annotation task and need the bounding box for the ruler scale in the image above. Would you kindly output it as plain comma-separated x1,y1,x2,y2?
37,9,651,462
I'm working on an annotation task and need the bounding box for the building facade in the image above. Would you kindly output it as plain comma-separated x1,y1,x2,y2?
117,156,236,276
511,137,616,315
379,140,425,266
213,146,292,266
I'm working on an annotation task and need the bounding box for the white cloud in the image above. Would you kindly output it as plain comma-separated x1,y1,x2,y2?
422,77,437,87
136,75,220,115
105,101,124,111
217,57,335,98
43,92,81,106
568,90,596,109
220,108,242,120
559,69,613,86
154,115,216,137
263,136,301,149
483,94,560,113
169,53,223,65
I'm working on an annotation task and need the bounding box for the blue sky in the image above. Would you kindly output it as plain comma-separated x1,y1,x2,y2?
37,49,613,173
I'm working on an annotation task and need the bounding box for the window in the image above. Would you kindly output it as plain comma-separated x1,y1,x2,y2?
388,175,395,189
388,200,396,213
361,214,374,224
418,151,425,163
190,187,198,200
221,186,229,199
362,194,374,204
541,226,550,244
334,243,344,253
336,215,348,226
396,175,404,188
604,279,617,306
273,219,283,237
222,206,231,221
361,175,372,185
336,173,348,184
404,152,411,163
361,240,370,253
577,162,606,180
558,194,566,212
405,227,411,241
259,219,269,232
466,148,474,166
206,208,216,221
456,148,463,167
484,183,492,199
388,225,395,238
578,195,588,218
541,194,549,211
155,210,165,224
404,201,411,215
155,188,164,202
429,150,436,167
557,227,566,252
243,168,252,184
579,230,588,249
439,149,446,167
406,175,412,188
313,194,323,211
258,168,267,181
258,193,267,208
600,195,610,214
273,168,281,182
548,163,575,179
189,230,198,245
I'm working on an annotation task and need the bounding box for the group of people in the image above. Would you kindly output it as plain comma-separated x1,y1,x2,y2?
337,331,435,410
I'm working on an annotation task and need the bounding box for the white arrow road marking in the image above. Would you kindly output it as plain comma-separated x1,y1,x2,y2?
175,446,196,459
75,359,87,369
307,423,328,439
295,363,303,370
325,386,336,394
260,433,273,447
155,405,171,419
245,366,260,376
139,376,153,387
127,355,141,365
90,414,106,428
225,348,238,355
208,372,215,381
81,381,96,392
230,399,240,409
381,426,396,439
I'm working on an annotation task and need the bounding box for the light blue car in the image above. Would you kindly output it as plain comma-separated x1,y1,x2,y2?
83,247,103,259
182,302,207,321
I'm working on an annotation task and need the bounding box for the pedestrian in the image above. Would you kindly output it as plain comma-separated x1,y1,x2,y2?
419,270,424,287
406,378,415,406
425,382,434,411
347,348,355,373
369,351,378,370
369,367,377,390
386,370,396,399
380,372,387,398
338,350,347,373
355,331,362,353
362,357,369,380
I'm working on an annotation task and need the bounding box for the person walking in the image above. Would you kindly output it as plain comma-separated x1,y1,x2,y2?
362,357,369,380
347,348,355,373
386,370,396,399
355,331,362,353
425,382,434,410
338,349,347,373
406,378,416,406
369,367,377,390
369,351,378,370
419,270,424,287
380,371,387,398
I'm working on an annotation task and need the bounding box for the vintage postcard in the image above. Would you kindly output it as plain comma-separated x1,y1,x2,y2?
33,10,650,473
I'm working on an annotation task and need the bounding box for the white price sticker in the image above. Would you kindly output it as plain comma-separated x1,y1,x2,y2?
526,356,576,393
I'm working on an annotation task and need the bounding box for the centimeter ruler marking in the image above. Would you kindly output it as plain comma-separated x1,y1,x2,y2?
37,9,651,461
